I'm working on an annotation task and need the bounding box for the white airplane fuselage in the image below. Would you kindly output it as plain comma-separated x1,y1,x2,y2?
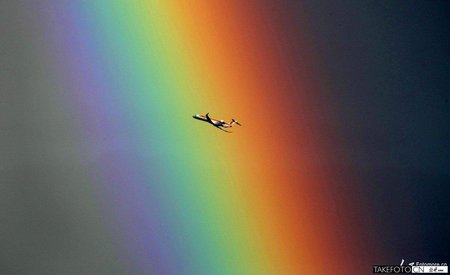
193,114,232,128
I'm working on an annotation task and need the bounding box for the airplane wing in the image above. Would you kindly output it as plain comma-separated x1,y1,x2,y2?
205,113,214,123
215,125,232,133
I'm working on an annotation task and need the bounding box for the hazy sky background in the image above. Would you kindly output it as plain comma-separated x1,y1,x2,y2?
300,1,449,261
0,1,123,274
1,1,448,274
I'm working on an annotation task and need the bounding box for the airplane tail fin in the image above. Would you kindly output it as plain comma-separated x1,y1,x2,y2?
231,119,241,126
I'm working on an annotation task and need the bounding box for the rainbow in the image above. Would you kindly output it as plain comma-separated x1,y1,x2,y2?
39,1,375,274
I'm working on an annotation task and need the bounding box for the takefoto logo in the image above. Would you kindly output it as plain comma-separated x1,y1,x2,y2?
400,259,415,267
373,259,448,273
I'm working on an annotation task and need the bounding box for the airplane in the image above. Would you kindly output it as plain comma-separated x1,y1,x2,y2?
193,113,241,133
